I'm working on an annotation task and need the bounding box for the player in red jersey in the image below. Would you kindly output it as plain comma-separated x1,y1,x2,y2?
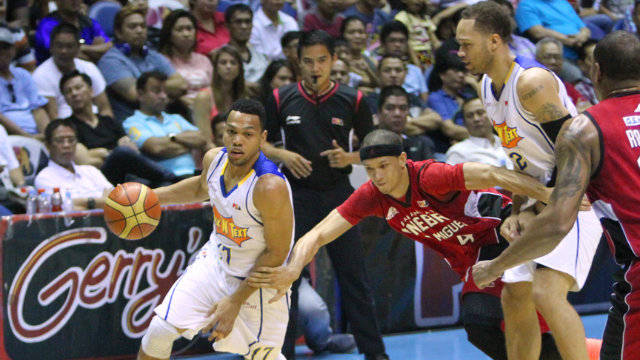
249,129,563,359
472,31,640,360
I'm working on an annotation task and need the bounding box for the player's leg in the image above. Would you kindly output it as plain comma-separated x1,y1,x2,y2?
532,268,589,360
600,259,640,360
501,280,541,360
461,292,507,360
138,316,182,360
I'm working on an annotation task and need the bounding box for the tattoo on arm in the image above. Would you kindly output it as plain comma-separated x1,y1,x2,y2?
521,84,544,101
550,127,590,211
537,103,567,123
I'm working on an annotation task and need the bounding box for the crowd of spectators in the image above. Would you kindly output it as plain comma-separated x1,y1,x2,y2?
0,0,632,356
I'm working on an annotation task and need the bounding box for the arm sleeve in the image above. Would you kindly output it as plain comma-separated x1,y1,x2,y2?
514,2,542,33
33,66,57,97
123,117,152,148
98,52,136,86
90,19,111,43
418,161,467,195
426,92,451,120
22,70,48,110
150,51,176,76
353,90,374,142
265,89,282,144
336,183,383,225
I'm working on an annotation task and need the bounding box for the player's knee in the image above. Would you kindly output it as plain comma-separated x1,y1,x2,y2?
140,316,181,359
501,283,531,311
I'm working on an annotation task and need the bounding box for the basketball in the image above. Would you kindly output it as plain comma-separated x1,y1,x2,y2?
104,182,161,240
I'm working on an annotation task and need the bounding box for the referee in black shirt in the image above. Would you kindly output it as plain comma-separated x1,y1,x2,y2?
263,31,388,360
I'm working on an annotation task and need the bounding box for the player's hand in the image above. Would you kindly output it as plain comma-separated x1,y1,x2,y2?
579,195,591,211
281,150,312,179
320,140,352,168
500,215,520,242
248,265,297,303
472,260,502,289
202,295,242,341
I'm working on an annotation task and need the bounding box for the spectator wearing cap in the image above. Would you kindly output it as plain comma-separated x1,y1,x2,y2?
0,5,35,71
34,0,112,64
0,27,50,136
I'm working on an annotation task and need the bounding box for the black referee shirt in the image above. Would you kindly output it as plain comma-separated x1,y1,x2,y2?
266,82,374,190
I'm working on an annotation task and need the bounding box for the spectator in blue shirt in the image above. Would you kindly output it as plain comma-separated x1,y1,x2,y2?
0,27,50,136
34,0,112,64
123,71,209,178
514,0,591,82
98,5,188,123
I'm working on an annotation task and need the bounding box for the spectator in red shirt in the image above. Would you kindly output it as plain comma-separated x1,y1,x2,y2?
192,0,230,57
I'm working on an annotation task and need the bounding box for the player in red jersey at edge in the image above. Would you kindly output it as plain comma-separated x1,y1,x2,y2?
249,129,563,359
472,30,640,360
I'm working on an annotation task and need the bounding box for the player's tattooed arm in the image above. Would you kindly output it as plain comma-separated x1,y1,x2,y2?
516,68,572,124
471,115,600,288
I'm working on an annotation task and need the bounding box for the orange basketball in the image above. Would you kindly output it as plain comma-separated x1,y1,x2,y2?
104,182,161,240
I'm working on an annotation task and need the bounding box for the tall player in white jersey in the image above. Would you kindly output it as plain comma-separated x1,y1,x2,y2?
137,99,295,360
456,2,602,360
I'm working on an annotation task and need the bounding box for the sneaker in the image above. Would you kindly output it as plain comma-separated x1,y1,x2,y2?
325,334,356,353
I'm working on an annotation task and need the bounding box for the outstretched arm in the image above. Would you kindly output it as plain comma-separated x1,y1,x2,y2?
203,174,294,340
153,147,221,205
248,209,353,301
472,114,600,287
462,162,551,203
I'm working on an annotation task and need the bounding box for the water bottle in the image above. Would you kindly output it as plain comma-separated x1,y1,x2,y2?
51,187,63,212
63,190,73,213
26,189,38,215
37,189,52,213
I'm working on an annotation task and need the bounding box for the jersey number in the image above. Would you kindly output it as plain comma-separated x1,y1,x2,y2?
250,346,275,360
509,152,528,171
218,244,231,264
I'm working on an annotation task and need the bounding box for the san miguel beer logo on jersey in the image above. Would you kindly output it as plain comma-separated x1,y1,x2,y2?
493,121,523,149
213,206,251,246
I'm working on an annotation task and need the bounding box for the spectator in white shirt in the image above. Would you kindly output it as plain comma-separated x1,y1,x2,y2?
249,0,299,61
33,23,113,120
445,97,512,169
35,119,113,210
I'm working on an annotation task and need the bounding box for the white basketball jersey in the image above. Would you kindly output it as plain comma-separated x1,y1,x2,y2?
205,148,294,278
480,56,577,184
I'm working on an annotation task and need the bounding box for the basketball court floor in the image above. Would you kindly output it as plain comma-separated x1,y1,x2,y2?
182,313,607,360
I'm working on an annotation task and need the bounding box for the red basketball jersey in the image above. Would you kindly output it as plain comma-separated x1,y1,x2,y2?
337,160,511,279
584,92,640,263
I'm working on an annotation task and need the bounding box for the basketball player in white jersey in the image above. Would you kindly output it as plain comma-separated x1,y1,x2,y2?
137,99,295,360
456,2,602,360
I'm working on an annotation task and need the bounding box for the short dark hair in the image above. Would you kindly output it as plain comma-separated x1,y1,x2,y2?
489,0,514,15
594,30,640,82
59,69,93,93
297,30,334,59
281,30,302,49
361,129,403,148
225,3,252,24
114,5,146,36
428,52,466,92
45,118,78,143
340,16,366,39
380,21,409,45
159,10,198,55
228,99,267,130
461,1,512,41
378,54,406,73
136,71,168,92
51,22,80,43
379,85,409,110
